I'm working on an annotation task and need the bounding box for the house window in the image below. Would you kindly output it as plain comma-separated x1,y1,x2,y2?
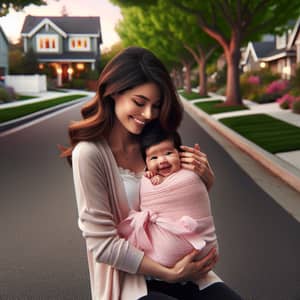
69,37,90,51
36,34,59,52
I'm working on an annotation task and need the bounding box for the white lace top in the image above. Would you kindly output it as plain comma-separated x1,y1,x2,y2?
118,167,143,210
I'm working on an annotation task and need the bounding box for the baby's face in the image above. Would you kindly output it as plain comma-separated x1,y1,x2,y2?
145,140,181,177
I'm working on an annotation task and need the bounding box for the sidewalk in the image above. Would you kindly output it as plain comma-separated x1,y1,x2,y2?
189,92,300,171
181,92,300,220
0,89,94,135
0,89,94,109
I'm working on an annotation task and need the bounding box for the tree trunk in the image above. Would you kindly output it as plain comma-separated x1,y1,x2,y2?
198,59,207,96
183,61,192,93
224,34,242,105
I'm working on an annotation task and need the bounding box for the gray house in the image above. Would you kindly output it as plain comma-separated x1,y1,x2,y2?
21,15,102,85
240,41,276,72
0,25,9,81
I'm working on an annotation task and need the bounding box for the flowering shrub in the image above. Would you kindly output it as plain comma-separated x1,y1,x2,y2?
247,75,260,85
276,93,300,109
0,85,16,102
265,80,288,94
292,100,300,114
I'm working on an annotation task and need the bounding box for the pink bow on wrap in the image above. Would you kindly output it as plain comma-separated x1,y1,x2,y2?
118,209,215,252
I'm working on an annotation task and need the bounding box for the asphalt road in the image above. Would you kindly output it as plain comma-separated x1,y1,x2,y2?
0,102,299,300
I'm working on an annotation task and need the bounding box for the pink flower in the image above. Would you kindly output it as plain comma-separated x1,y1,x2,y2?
266,80,288,94
276,93,297,108
247,75,260,85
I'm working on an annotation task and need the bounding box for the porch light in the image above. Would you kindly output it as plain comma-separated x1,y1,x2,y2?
56,68,62,74
38,63,44,70
260,62,266,68
282,66,291,74
76,63,85,70
67,67,74,75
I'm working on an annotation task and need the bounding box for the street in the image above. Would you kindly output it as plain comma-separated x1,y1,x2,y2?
0,102,299,300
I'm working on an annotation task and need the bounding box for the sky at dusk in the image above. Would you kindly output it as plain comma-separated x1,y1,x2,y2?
0,0,122,50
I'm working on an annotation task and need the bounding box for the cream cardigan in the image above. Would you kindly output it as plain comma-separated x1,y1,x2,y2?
72,139,147,300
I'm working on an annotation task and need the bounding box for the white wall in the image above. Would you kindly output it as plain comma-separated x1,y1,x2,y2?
5,75,47,94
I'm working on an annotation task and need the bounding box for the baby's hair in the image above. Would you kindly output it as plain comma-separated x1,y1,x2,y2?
140,121,182,162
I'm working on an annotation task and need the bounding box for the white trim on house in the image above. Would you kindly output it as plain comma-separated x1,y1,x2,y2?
261,51,295,62
241,42,258,65
68,33,100,37
24,18,67,38
38,58,96,62
287,17,300,49
23,37,28,52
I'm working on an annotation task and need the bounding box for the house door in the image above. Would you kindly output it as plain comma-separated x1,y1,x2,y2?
62,64,69,83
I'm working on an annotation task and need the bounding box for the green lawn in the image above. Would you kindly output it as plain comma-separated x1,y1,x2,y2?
17,95,37,101
219,114,300,153
179,91,210,100
194,100,248,114
0,94,86,123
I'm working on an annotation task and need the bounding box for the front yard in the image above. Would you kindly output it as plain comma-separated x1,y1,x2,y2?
180,91,300,154
0,94,86,123
219,114,300,153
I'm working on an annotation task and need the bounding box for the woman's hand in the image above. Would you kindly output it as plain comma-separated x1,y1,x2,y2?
166,247,218,283
180,143,214,190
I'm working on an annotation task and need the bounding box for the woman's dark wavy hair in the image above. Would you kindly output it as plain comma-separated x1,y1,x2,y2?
60,46,183,164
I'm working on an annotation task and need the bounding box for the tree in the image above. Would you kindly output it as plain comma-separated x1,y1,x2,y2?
0,1,46,17
60,4,68,16
8,42,24,74
99,41,125,71
153,1,220,96
116,5,193,91
110,0,300,105
23,48,39,74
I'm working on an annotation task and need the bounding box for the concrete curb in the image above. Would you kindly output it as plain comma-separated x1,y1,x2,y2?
0,96,89,134
182,98,300,193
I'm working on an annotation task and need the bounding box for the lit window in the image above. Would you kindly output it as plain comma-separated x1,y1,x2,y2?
69,37,90,51
37,34,59,52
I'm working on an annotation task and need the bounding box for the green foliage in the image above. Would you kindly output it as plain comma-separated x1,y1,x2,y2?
194,100,248,115
240,70,282,103
289,65,300,96
0,1,46,16
9,46,39,75
111,0,300,105
214,66,227,88
292,100,300,114
255,93,282,104
100,42,125,71
8,44,24,75
0,87,12,102
180,91,208,100
23,48,39,74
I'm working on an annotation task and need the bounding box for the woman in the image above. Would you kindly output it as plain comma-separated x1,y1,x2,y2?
61,47,242,300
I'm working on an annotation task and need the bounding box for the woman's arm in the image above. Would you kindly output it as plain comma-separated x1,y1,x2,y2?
138,247,218,282
180,144,215,190
72,141,144,274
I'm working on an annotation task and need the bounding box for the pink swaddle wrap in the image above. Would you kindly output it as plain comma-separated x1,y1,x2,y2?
118,169,218,267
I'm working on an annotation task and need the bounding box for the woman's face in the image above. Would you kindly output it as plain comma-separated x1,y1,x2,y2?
113,82,161,135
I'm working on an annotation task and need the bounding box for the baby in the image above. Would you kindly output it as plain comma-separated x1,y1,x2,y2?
118,122,218,270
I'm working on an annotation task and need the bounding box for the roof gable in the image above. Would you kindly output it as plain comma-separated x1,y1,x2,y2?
0,25,8,44
21,15,101,39
25,18,67,38
287,17,300,48
242,41,275,64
